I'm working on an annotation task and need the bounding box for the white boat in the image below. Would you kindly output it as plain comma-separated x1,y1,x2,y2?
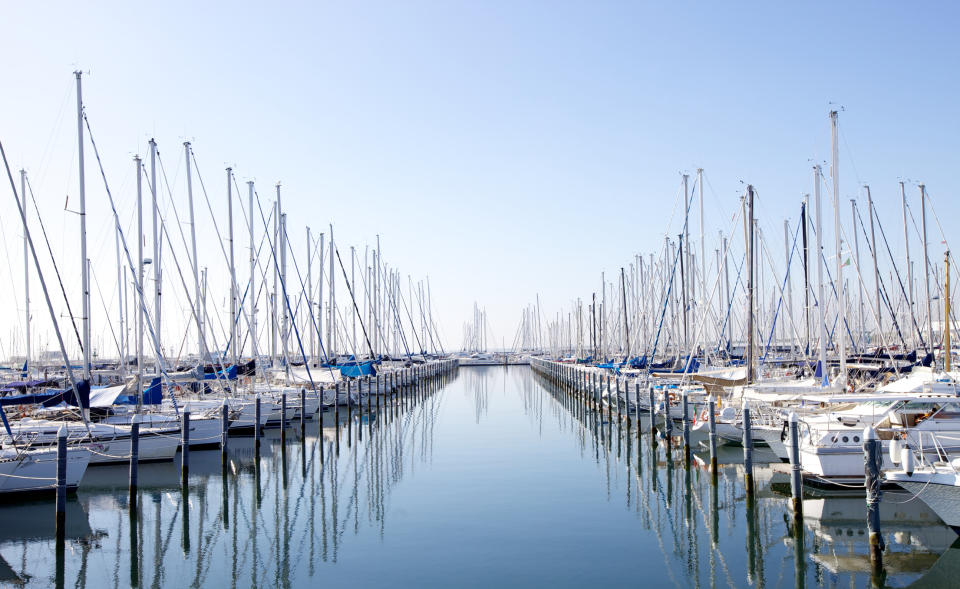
887,463,960,533
0,446,90,493
886,433,960,533
1,419,180,465
798,393,960,483
104,406,226,449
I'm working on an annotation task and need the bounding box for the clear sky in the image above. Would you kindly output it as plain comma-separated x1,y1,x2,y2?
0,1,958,358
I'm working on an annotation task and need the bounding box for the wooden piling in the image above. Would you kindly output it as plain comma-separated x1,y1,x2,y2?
300,387,306,431
181,405,191,484
788,412,802,517
56,425,67,540
742,401,753,494
129,414,139,508
864,426,885,573
254,394,261,457
648,386,656,433
707,395,718,476
281,390,288,445
221,400,229,467
681,391,690,462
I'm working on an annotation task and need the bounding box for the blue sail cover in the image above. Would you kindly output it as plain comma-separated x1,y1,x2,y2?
114,377,162,405
339,361,377,378
204,365,238,381
0,380,90,408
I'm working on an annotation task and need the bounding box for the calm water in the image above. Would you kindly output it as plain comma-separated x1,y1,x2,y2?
1,366,957,588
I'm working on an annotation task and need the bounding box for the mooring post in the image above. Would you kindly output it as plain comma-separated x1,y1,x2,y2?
623,376,630,429
664,389,673,438
615,376,622,422
358,378,364,442
788,412,802,519
300,387,306,431
181,404,191,484
707,395,717,476
650,386,657,434
864,426,885,573
56,424,67,540
681,390,690,462
590,372,596,410
254,393,262,457
129,414,140,508
221,400,229,467
742,401,753,495
281,390,288,443
334,382,340,431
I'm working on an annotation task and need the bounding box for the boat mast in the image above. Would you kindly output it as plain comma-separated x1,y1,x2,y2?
328,224,336,358
830,110,846,386
375,236,381,356
698,168,705,356
682,174,690,355
149,138,161,369
621,267,630,361
351,246,357,353
21,170,30,376
247,181,256,364
280,196,288,373
306,226,312,365
801,197,810,355
814,166,829,387
900,181,914,348
184,142,202,360
945,250,951,372
136,155,144,409
920,184,934,356
75,71,91,380
278,184,288,372
270,199,278,367
745,185,755,384
227,168,237,367
317,232,325,365
723,234,731,353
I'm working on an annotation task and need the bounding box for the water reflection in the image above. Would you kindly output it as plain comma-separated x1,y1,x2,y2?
0,367,956,587
532,369,959,588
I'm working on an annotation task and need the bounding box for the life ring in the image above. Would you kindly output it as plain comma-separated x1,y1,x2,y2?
695,408,709,424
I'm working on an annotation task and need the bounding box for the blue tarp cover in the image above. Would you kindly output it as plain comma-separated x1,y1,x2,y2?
339,361,377,378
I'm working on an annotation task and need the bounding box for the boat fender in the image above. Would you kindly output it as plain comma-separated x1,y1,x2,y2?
889,438,901,465
901,445,915,477
780,421,788,442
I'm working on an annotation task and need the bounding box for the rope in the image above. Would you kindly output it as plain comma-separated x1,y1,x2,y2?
885,476,936,504
85,447,133,460
0,471,57,481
